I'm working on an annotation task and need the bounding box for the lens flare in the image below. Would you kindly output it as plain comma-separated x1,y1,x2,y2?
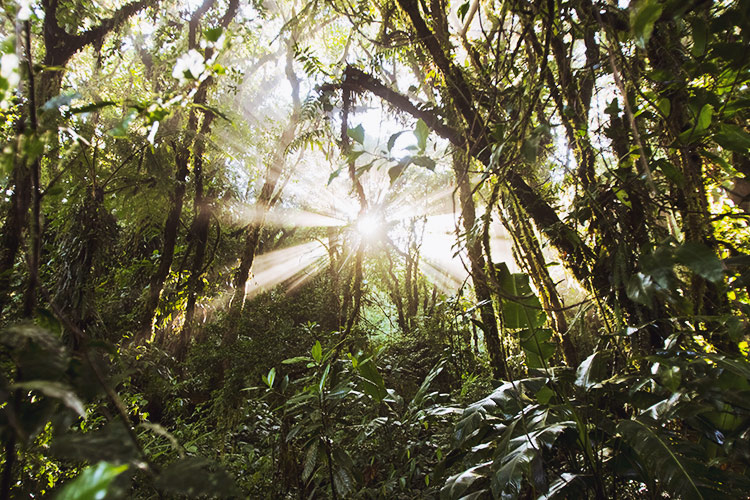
356,212,384,241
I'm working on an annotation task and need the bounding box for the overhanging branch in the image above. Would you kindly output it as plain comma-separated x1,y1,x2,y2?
323,65,594,279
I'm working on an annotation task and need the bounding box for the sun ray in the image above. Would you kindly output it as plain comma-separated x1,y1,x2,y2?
419,259,465,293
233,204,348,228
386,185,457,222
244,241,329,299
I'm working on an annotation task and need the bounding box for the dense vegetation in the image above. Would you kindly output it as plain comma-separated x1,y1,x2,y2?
1,0,750,497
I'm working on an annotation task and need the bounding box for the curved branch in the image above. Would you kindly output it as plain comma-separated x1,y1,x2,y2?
329,66,594,279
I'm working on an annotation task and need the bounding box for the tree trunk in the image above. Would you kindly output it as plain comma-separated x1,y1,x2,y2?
454,152,508,379
179,116,215,357
141,141,191,339
326,227,342,331
502,193,578,366
228,37,300,319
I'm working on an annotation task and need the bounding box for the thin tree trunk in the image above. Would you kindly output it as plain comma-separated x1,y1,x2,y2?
344,248,364,335
179,115,215,357
142,0,238,342
454,152,508,379
228,37,301,320
647,22,726,326
326,227,342,330
141,141,191,339
0,139,31,314
340,83,369,337
503,193,578,366
385,251,408,332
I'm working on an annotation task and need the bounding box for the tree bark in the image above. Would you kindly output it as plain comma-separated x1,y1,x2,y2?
454,152,508,379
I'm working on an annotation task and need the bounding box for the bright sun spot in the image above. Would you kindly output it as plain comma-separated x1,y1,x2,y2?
356,213,384,241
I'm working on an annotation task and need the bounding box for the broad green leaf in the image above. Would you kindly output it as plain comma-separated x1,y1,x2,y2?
457,1,470,21
535,385,554,405
640,246,678,289
626,272,655,307
319,363,330,393
497,263,546,329
613,187,631,208
656,363,681,392
387,131,406,152
264,367,276,388
56,461,128,500
723,98,750,118
491,447,536,498
442,462,492,499
714,124,750,153
674,242,723,282
356,359,387,402
656,97,671,117
647,68,672,82
618,419,705,499
311,341,322,363
282,356,312,364
412,155,436,170
701,150,734,175
412,359,446,409
333,447,354,471
204,27,223,42
326,382,352,401
415,119,429,152
574,351,607,390
520,329,555,369
655,159,684,186
346,149,365,163
388,163,408,184
302,439,319,482
14,380,85,417
539,473,588,500
492,423,573,499
347,124,364,144
333,466,355,496
696,104,713,132
356,161,374,177
631,0,663,49
689,17,708,56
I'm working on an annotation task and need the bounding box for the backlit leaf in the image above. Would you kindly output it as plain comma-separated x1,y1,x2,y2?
347,124,364,144
631,0,663,49
311,341,322,363
415,119,429,152
56,461,128,500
